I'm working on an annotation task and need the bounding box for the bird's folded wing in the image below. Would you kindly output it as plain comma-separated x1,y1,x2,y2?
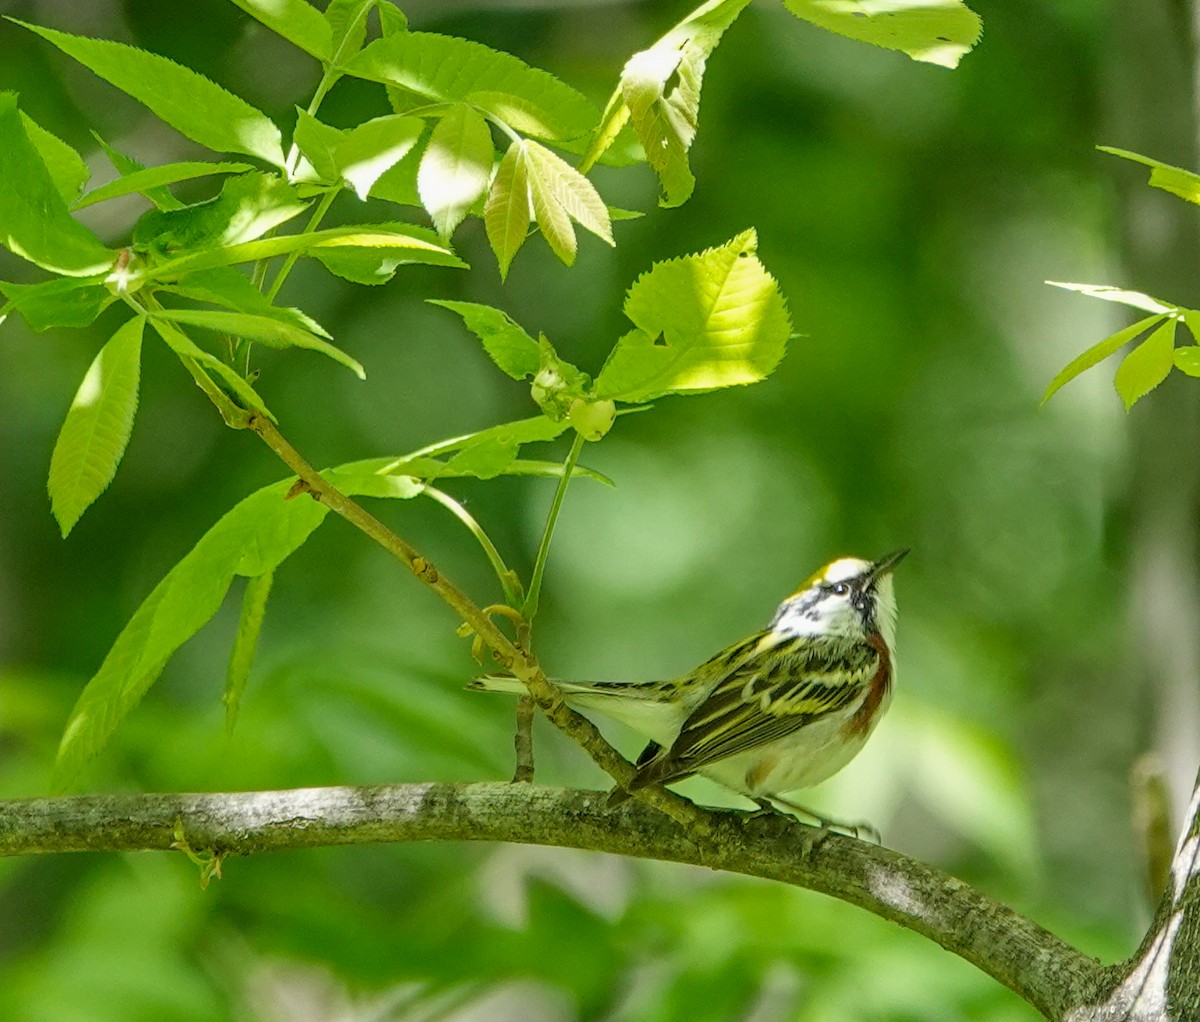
656,636,880,775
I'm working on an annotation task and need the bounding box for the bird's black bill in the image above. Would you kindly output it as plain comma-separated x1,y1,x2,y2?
868,548,909,579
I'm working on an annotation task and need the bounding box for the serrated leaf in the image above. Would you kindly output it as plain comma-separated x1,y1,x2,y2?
54,480,329,785
292,108,343,183
335,114,423,199
132,172,308,254
525,140,613,245
20,112,89,203
74,161,253,210
782,0,982,69
14,20,287,167
1041,314,1164,403
149,223,463,279
378,3,408,36
596,229,791,401
48,317,144,536
1173,346,1200,377
224,568,274,732
0,275,114,331
91,133,185,211
0,93,115,275
528,156,576,265
325,0,373,66
429,299,540,379
367,129,424,206
619,0,751,207
151,308,365,378
1114,318,1177,409
1098,146,1200,206
418,103,494,238
485,141,532,280
228,0,332,60
344,32,597,143
1046,281,1175,315
309,222,466,284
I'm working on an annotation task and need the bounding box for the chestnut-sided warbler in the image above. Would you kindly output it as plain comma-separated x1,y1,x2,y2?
473,550,906,823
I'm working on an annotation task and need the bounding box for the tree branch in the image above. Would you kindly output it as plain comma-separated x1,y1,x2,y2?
0,783,1105,1019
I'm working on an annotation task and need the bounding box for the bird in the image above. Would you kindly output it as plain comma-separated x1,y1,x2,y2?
471,549,906,829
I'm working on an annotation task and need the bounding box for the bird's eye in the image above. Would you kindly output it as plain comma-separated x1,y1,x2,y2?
832,582,851,596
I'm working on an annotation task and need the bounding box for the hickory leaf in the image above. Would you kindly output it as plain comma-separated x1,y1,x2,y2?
418,103,494,237
1114,318,1177,410
1041,314,1165,403
596,229,790,401
14,20,287,167
224,568,274,732
0,93,115,275
485,141,532,279
1099,146,1200,206
335,114,423,199
21,112,89,203
0,276,114,331
228,0,332,60
48,317,144,536
782,0,982,69
429,300,541,379
74,162,253,210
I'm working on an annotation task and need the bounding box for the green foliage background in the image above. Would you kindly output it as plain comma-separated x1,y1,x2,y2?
0,0,1170,1018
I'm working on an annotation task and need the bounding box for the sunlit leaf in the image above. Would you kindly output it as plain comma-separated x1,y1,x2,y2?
782,0,982,69
1114,318,1177,410
417,103,494,238
14,20,287,167
524,140,613,263
310,222,467,283
1046,280,1175,315
150,317,274,418
225,568,274,732
1174,346,1200,377
335,114,423,199
429,300,540,379
596,229,791,401
91,132,185,210
1041,313,1164,404
0,92,115,275
228,0,332,60
293,108,343,182
485,141,532,280
74,161,253,210
48,317,144,536
1099,146,1200,206
325,0,373,66
345,31,597,144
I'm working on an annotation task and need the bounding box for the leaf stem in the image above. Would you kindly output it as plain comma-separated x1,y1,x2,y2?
265,189,339,302
421,484,522,606
522,431,585,622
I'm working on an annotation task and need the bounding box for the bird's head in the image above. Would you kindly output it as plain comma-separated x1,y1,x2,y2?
770,549,907,647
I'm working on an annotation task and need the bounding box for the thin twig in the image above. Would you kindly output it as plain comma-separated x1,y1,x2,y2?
523,431,585,621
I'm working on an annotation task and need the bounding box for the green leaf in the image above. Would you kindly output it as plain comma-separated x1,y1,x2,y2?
91,133,185,210
14,20,287,167
74,161,253,210
0,93,115,275
485,141,532,280
326,0,374,66
782,0,982,69
309,222,466,284
368,134,424,206
292,108,344,183
132,172,308,254
1046,280,1175,315
596,229,791,401
1099,146,1200,205
0,275,114,331
224,568,274,732
20,112,89,203
151,308,365,378
149,223,463,280
150,317,274,418
48,317,144,536
54,480,329,785
335,114,423,200
429,300,540,379
614,0,752,206
228,0,332,60
525,139,613,248
1041,314,1164,403
344,31,597,143
378,2,408,36
528,156,576,265
1173,346,1200,377
1114,318,1177,410
417,103,494,238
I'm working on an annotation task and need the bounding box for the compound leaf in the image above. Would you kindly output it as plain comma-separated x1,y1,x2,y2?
417,103,494,238
228,0,332,60
1041,313,1165,403
1114,318,1177,410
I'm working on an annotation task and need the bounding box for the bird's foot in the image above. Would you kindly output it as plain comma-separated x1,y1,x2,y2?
760,795,881,844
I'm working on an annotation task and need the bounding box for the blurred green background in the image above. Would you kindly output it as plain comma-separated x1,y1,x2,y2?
1,0,1194,1019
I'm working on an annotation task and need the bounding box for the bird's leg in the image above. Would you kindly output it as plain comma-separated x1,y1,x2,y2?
767,795,881,844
